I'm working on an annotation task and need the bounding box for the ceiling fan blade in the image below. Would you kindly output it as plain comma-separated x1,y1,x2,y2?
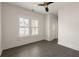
38,4,44,6
45,7,49,12
47,2,54,5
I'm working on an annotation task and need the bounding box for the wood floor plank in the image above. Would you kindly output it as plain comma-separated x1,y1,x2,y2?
1,39,79,57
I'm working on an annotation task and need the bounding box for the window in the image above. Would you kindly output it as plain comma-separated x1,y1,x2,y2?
31,20,39,35
19,17,29,37
19,17,39,37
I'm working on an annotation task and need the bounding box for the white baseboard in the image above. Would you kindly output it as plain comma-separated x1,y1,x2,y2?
45,39,54,41
0,50,2,56
58,43,79,52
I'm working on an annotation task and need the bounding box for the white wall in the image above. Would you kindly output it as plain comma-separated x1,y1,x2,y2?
0,3,2,56
58,4,79,51
45,14,58,41
50,14,58,39
2,3,46,50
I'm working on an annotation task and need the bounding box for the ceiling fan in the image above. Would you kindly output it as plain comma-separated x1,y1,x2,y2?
37,2,54,12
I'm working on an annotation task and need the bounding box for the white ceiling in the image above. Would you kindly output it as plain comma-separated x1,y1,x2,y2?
7,2,78,16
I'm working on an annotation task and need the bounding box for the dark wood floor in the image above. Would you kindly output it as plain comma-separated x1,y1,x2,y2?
1,39,79,57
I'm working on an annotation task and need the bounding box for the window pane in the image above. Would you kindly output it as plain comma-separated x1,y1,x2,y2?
24,19,29,24
32,28,38,35
20,22,25,27
32,28,35,35
35,28,38,35
20,28,25,31
31,20,38,27
25,28,29,36
19,28,25,36
25,19,29,27
19,18,24,23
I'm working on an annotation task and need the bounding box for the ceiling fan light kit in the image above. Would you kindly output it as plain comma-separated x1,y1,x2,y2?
37,2,54,12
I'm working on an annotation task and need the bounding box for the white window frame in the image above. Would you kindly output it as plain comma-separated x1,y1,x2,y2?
19,17,29,37
19,17,39,37
31,19,39,35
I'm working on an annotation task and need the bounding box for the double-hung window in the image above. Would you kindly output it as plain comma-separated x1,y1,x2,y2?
31,20,39,35
19,17,39,37
19,17,29,37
